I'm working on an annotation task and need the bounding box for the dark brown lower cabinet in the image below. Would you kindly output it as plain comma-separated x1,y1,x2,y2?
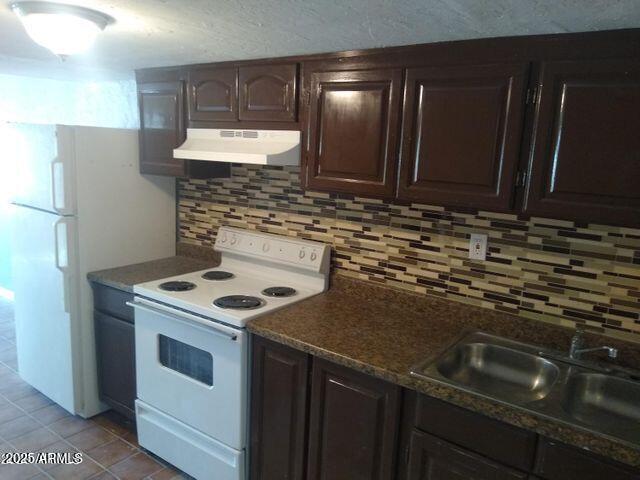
534,438,639,480
399,391,640,480
412,394,536,472
250,336,309,480
249,338,401,480
306,358,401,480
407,430,528,480
250,337,640,480
94,310,136,419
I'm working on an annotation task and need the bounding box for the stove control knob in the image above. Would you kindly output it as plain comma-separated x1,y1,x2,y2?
298,249,306,259
220,232,227,243
230,235,237,245
310,251,317,262
262,242,270,252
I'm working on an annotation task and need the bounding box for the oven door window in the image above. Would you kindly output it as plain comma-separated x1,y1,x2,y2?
158,334,213,386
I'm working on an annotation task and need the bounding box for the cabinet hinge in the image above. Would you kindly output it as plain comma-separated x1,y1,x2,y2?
526,86,539,105
516,170,528,188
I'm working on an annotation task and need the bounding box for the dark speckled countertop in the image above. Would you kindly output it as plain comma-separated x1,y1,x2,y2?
247,274,640,468
87,243,220,292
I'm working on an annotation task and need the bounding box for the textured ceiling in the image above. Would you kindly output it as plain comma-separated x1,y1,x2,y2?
0,0,639,80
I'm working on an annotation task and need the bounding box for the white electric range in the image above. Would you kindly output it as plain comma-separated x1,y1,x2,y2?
129,226,330,480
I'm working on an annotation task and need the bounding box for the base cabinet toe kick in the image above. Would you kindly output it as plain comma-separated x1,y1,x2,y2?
249,336,640,480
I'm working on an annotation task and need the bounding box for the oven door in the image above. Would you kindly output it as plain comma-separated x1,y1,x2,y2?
130,297,247,450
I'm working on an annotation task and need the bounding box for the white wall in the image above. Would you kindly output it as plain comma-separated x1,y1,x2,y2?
0,73,138,128
0,73,138,292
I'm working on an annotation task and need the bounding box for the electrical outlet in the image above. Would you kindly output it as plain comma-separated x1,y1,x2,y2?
469,233,488,260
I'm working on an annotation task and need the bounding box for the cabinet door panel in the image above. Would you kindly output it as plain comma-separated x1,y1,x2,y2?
398,63,528,210
307,358,401,480
306,69,402,197
239,64,297,122
408,430,528,480
138,81,186,176
94,311,136,419
250,336,309,480
524,59,640,226
188,67,238,122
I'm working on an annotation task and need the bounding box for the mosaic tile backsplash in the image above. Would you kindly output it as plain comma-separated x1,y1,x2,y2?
178,165,640,340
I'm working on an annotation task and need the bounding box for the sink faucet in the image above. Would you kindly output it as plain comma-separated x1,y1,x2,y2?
569,329,618,360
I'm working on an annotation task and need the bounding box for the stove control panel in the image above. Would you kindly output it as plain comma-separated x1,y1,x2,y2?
215,226,330,273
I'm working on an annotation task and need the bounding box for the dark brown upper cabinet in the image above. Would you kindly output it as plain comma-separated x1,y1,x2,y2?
138,80,187,176
305,68,403,198
137,72,230,178
239,64,298,122
306,358,401,480
188,66,238,122
397,63,529,211
524,58,640,226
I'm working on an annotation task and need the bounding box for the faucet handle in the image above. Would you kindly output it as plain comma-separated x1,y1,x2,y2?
571,328,585,344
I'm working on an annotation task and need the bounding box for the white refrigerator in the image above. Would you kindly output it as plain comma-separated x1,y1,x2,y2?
3,123,176,418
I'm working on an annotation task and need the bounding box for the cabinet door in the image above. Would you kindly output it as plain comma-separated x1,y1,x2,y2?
307,358,401,480
138,80,186,176
188,66,238,122
250,336,309,480
306,69,403,197
524,59,640,226
408,430,528,480
239,64,297,122
397,63,529,210
94,311,136,419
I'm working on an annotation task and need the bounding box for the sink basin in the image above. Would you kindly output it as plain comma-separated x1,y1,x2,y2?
562,373,640,442
436,342,560,403
411,331,640,447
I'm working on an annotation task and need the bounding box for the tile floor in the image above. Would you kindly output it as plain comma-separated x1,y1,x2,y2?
0,297,190,480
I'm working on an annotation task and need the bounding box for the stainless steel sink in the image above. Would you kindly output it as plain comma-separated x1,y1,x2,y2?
436,342,559,403
562,373,640,443
410,331,640,448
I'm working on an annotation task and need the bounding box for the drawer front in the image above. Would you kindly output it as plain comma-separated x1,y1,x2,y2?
92,283,134,323
535,438,639,480
414,394,537,471
408,429,528,480
137,400,245,480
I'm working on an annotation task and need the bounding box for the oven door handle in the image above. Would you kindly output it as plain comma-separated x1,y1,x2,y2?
127,299,239,341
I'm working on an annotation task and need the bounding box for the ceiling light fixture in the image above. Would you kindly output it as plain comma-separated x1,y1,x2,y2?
10,1,114,57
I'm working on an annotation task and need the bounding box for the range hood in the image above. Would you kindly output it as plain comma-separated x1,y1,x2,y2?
173,128,300,165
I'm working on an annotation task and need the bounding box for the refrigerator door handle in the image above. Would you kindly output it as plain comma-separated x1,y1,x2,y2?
50,159,65,213
54,219,70,312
